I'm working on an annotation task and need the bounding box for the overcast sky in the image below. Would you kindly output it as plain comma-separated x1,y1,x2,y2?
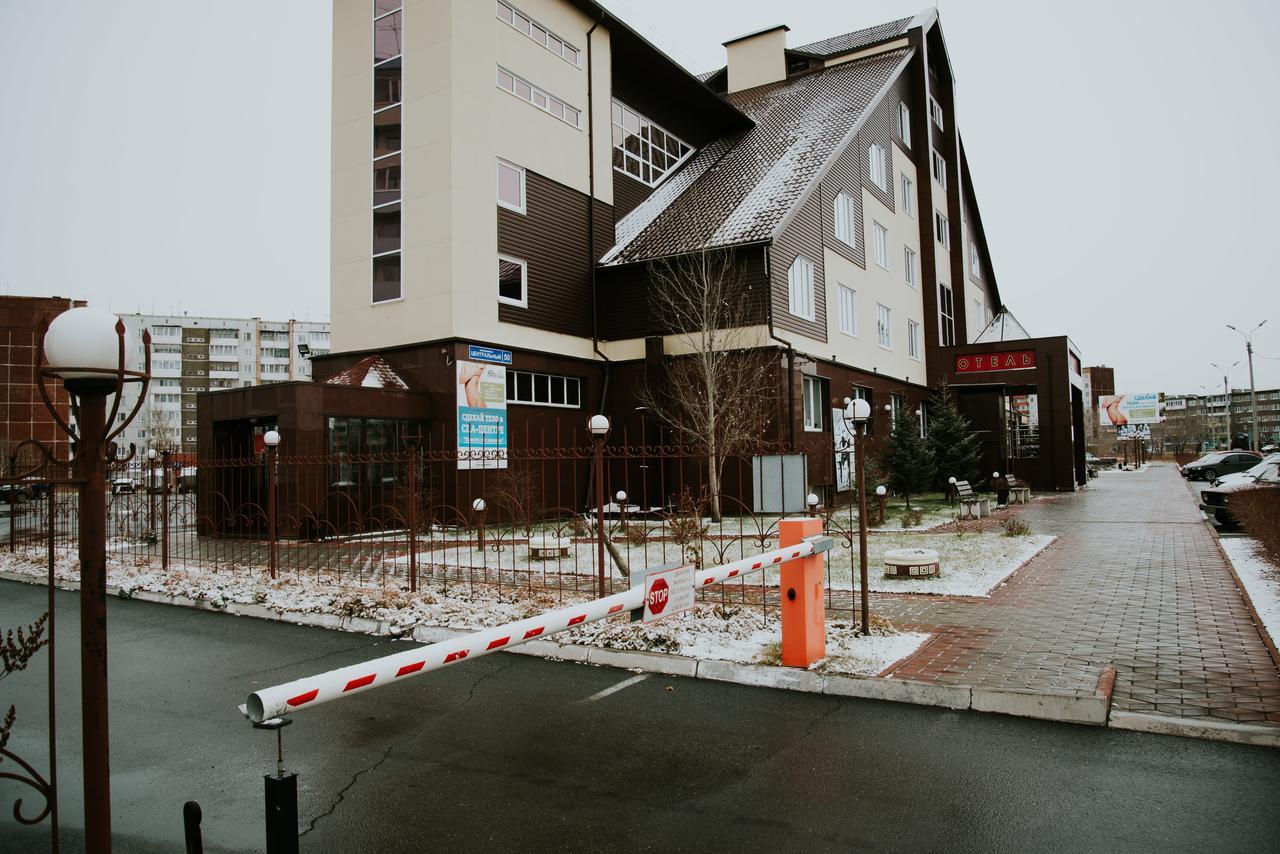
2,0,1278,394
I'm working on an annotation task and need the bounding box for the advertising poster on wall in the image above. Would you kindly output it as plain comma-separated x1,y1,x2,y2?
833,407,855,491
457,360,508,469
1099,393,1161,426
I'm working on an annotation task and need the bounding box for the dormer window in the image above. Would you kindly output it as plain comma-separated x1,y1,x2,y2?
611,100,693,187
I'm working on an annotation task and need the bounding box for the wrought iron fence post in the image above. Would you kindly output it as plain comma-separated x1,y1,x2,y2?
47,481,60,850
266,435,279,580
856,422,870,636
407,440,418,592
161,450,170,572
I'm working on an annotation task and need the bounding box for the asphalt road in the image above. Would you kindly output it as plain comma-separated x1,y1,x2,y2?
2,582,1278,853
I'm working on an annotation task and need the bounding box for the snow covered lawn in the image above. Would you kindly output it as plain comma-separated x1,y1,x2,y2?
1220,538,1280,652
820,533,1055,597
0,548,927,677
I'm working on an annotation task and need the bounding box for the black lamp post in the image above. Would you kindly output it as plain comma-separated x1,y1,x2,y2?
38,307,151,854
842,397,871,635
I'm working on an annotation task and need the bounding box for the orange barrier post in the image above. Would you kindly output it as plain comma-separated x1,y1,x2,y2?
778,517,826,667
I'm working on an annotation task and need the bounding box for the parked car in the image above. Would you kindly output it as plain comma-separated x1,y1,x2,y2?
1211,453,1280,488
110,479,136,495
1200,462,1280,527
1263,444,1279,454
1180,451,1261,481
0,483,32,504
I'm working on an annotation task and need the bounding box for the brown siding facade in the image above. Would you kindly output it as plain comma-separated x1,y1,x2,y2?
770,190,827,341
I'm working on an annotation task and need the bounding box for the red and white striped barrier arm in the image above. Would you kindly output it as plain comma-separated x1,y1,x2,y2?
244,538,819,723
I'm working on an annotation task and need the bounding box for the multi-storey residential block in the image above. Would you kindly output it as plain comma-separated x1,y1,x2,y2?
118,315,330,454
1163,388,1280,451
202,3,1088,497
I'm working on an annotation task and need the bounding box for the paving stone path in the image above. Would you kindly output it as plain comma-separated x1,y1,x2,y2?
876,464,1280,725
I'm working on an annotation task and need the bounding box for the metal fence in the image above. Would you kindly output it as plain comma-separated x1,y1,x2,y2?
8,439,883,622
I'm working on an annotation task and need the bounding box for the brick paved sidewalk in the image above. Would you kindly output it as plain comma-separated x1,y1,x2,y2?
876,464,1280,725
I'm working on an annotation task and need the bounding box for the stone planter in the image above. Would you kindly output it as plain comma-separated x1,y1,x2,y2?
883,547,941,579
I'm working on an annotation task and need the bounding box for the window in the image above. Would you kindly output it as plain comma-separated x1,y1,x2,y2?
931,150,946,188
877,304,892,349
900,173,913,217
838,285,856,336
868,143,888,192
506,370,582,408
971,298,984,340
496,159,525,213
890,393,904,421
611,100,692,187
935,211,950,250
939,283,955,346
898,101,911,147
872,221,889,269
803,376,824,432
908,319,921,360
496,1,580,65
497,255,527,307
969,238,982,278
929,95,944,129
787,256,815,321
833,192,856,247
373,2,403,305
497,66,581,128
904,246,917,288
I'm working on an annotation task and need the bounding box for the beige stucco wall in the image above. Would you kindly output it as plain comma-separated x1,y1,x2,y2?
725,28,788,93
331,0,614,357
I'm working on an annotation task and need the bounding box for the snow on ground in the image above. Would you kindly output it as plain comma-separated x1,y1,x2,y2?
824,533,1056,597
0,548,926,677
1220,538,1280,651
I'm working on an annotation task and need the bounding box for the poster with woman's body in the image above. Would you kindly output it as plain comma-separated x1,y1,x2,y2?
457,360,508,469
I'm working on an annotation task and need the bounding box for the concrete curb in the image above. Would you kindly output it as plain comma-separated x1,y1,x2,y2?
3,570,1271,746
1109,711,1280,748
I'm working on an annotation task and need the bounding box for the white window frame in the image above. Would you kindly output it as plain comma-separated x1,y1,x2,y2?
939,282,956,346
877,303,892,350
969,238,982,278
935,211,950,250
908,319,921,360
833,192,856,247
929,95,944,129
495,1,581,67
900,173,913,217
507,370,582,408
898,101,911,147
868,142,888,192
497,254,528,308
496,159,526,214
932,150,947,189
787,256,815,321
802,376,824,432
872,221,889,269
838,285,856,337
611,99,693,188
496,65,581,129
904,246,917,288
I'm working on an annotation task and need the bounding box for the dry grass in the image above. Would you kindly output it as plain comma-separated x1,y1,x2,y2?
1231,489,1280,567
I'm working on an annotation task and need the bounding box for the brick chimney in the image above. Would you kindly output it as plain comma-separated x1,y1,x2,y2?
723,25,789,93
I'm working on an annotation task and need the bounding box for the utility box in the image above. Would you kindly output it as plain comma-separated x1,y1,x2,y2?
752,454,807,513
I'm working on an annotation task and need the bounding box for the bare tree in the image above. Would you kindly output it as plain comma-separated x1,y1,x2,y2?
641,249,775,522
143,405,177,452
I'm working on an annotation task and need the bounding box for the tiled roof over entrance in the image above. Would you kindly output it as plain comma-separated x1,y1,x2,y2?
323,355,410,390
602,48,911,266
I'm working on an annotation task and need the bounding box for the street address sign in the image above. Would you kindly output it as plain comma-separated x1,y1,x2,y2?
643,564,694,623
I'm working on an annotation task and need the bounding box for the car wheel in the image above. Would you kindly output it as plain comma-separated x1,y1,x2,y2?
1203,468,1217,481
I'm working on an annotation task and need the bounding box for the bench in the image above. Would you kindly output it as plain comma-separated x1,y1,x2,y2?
954,480,990,520
1006,476,1031,505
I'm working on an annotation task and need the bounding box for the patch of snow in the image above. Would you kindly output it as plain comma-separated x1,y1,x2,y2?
1220,538,1279,651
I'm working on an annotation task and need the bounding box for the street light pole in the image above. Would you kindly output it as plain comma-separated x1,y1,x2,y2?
1210,361,1238,449
588,415,610,599
842,398,871,635
39,307,151,854
1228,320,1267,452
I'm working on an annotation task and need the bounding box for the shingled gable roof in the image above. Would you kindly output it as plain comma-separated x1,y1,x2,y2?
323,355,410,390
601,47,913,266
789,15,916,58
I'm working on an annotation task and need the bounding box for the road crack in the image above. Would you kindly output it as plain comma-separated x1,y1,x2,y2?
299,742,396,838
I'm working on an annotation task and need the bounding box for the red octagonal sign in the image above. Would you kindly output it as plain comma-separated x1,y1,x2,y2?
647,577,670,615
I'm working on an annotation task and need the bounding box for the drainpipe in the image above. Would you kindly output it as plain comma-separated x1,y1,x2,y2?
764,244,796,451
586,13,610,397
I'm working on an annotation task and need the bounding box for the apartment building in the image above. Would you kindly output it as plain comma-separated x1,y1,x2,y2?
1163,389,1280,451
202,2,1086,497
118,315,330,454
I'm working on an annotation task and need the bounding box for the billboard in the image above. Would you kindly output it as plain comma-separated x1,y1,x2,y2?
457,359,508,469
1099,393,1161,426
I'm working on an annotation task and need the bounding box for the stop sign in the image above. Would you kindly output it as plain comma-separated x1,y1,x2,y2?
647,577,670,615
